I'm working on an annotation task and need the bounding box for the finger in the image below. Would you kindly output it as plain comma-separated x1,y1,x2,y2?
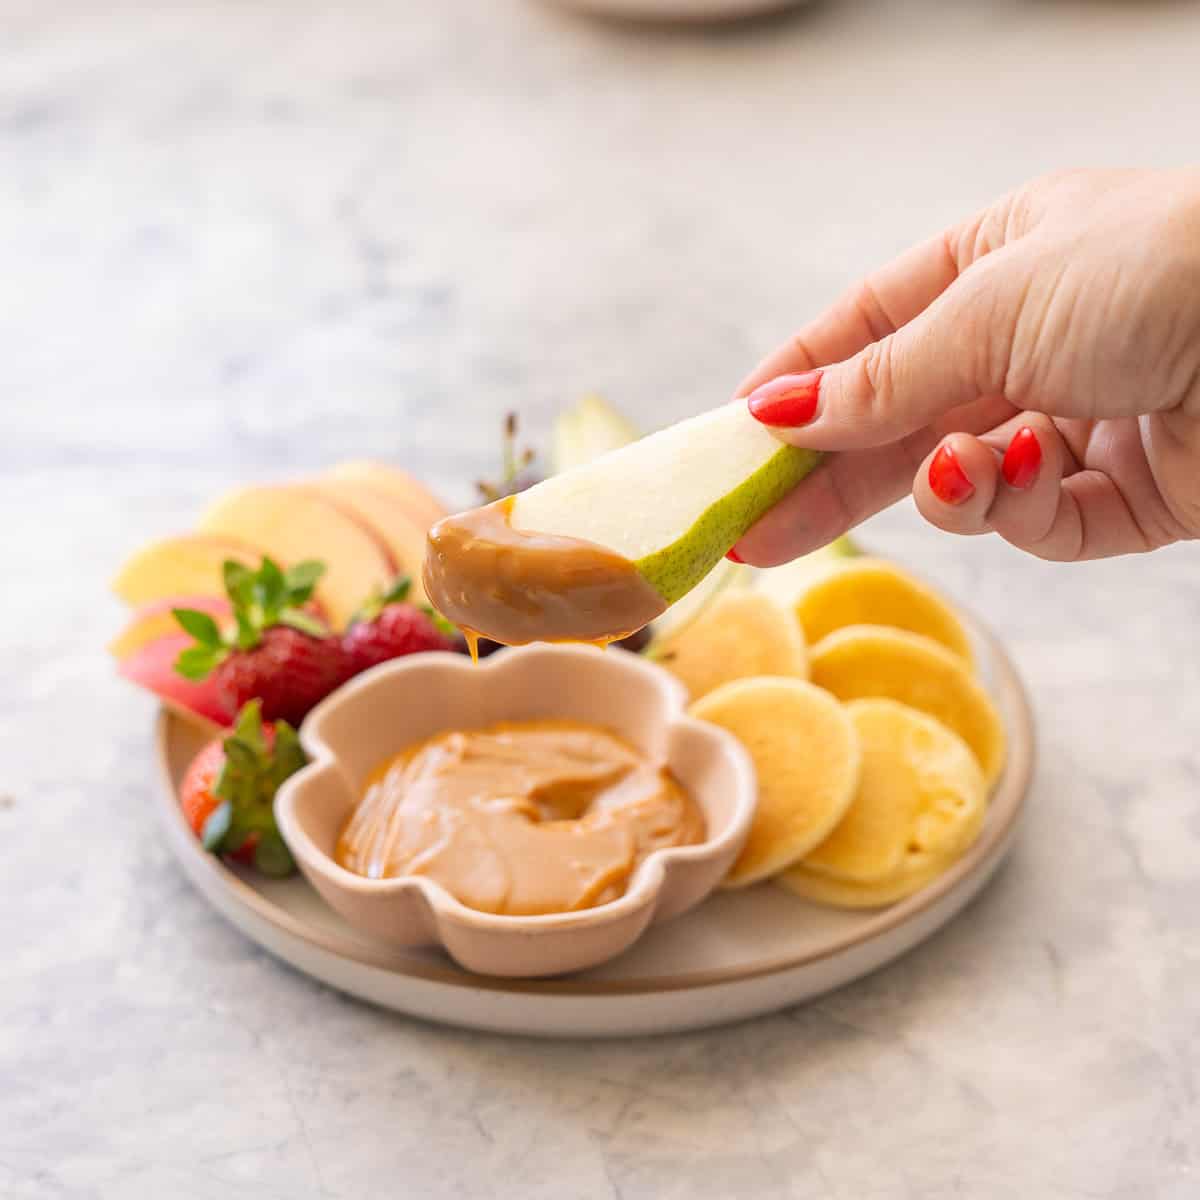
911,433,1003,536
746,244,1031,452
915,420,1156,561
981,415,1078,551
735,230,965,398
732,395,1015,566
734,443,919,566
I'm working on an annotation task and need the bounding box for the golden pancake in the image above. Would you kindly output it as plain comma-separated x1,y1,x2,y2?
801,699,987,884
690,678,860,888
656,591,808,703
809,625,1006,784
794,557,974,667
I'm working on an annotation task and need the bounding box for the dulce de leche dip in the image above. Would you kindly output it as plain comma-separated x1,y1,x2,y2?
422,497,666,650
335,719,705,916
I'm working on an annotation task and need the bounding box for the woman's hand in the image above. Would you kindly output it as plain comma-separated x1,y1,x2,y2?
730,168,1200,564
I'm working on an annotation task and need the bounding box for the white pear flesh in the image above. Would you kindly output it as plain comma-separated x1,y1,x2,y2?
510,401,821,605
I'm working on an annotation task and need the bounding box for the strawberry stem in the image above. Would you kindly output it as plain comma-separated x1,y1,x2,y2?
173,556,329,681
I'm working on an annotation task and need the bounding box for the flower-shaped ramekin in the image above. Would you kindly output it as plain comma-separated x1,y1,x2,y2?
274,644,756,978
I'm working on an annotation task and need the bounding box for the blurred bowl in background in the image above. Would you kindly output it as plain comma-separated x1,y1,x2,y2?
542,0,815,23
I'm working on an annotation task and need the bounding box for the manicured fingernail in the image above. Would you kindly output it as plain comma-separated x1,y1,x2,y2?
1002,426,1042,490
747,371,821,427
725,548,744,563
928,444,974,505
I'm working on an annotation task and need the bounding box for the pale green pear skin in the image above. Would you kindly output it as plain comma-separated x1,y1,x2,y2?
635,445,823,604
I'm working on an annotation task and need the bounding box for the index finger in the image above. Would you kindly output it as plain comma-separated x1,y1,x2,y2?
735,227,970,398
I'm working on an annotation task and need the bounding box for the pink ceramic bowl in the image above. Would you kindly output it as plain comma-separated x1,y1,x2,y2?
274,644,756,978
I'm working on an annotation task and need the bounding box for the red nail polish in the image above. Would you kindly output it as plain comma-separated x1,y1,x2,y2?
725,548,744,563
747,371,821,427
928,444,974,505
1002,426,1042,490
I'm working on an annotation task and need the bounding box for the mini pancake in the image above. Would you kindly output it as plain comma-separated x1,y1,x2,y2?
656,590,808,703
809,625,1006,785
794,557,974,667
689,678,860,888
801,699,987,885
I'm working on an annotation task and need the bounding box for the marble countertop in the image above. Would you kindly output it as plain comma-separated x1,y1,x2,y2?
4,1,1200,1196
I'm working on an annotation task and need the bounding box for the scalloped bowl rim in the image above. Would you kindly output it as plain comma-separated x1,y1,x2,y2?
274,645,758,935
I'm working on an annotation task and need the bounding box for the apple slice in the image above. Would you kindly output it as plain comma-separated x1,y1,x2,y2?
109,595,231,662
197,486,395,630
323,461,447,531
307,477,433,603
112,535,261,608
118,632,229,729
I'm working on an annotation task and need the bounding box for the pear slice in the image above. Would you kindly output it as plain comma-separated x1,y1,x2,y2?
511,401,822,606
551,395,640,473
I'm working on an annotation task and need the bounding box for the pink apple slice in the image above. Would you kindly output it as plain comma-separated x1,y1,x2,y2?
108,596,232,662
119,632,229,728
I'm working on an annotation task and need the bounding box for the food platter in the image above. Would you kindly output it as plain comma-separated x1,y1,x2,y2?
153,614,1033,1038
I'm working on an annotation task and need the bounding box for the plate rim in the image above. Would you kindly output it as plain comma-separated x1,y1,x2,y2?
153,618,1034,997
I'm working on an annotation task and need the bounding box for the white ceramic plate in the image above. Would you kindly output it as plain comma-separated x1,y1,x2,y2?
153,619,1032,1038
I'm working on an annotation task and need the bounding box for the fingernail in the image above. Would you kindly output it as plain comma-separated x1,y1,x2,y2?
1002,426,1042,490
747,371,821,427
928,444,974,505
725,548,744,563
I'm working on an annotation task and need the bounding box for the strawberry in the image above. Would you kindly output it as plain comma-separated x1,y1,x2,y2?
173,556,346,724
341,576,458,676
179,700,305,876
214,626,345,726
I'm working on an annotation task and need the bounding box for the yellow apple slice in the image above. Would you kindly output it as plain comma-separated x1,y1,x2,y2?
655,590,807,703
307,477,433,603
809,625,1006,784
689,678,860,888
198,485,395,629
323,461,447,531
112,535,261,607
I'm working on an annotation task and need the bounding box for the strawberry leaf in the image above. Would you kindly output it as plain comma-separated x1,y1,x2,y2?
233,611,258,651
268,721,306,789
351,575,412,625
253,830,296,877
200,800,232,851
421,605,458,640
204,701,305,877
172,608,222,646
175,644,226,680
231,699,265,750
255,556,286,612
381,576,412,605
284,560,326,601
277,607,328,639
223,560,255,606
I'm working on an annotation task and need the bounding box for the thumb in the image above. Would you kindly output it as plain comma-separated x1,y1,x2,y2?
747,249,1027,452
